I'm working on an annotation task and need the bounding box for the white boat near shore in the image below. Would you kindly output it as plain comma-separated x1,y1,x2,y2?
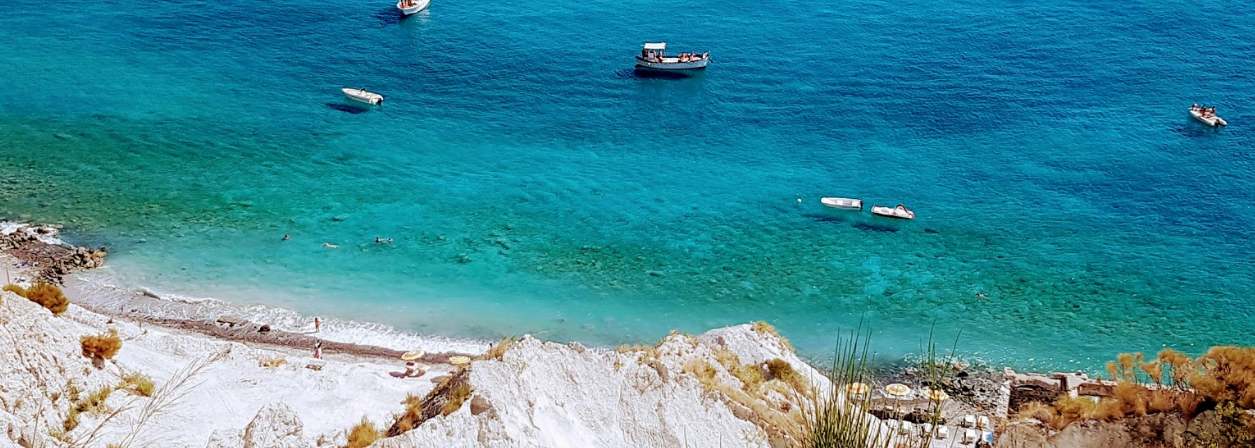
635,42,710,73
1189,105,1227,127
871,204,915,220
396,0,430,15
342,88,384,106
820,197,863,210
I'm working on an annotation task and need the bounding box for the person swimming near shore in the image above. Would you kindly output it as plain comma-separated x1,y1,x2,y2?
282,234,290,241
322,242,339,249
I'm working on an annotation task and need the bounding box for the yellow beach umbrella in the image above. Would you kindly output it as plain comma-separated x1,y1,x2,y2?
884,383,911,398
845,382,870,395
400,350,425,361
448,355,472,366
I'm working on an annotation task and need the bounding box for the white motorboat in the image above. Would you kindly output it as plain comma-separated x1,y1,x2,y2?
396,0,430,15
635,42,710,73
1189,105,1227,127
871,204,915,220
342,87,384,106
820,197,863,210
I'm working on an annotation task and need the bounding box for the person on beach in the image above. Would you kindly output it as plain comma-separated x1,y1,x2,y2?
314,317,321,333
313,340,323,359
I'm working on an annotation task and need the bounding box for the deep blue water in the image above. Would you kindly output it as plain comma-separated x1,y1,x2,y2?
1,0,1253,370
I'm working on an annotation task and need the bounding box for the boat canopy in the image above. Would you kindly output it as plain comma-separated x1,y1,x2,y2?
643,42,667,50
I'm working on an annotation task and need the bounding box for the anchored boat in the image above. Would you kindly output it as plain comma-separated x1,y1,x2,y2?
820,197,863,211
871,204,915,220
396,0,430,15
635,42,710,73
1189,104,1227,127
342,88,384,106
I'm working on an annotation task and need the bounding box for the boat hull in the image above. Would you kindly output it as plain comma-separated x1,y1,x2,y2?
341,88,383,105
1190,109,1227,127
397,0,430,15
634,57,710,72
820,197,862,210
870,206,915,220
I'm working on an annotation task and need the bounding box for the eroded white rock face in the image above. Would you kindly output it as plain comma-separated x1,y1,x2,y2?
242,403,312,448
0,292,111,448
380,325,829,448
1,280,835,448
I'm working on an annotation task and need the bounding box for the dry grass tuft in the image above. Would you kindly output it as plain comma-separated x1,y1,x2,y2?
5,282,70,315
482,337,516,361
81,329,123,366
344,417,381,448
751,321,794,352
764,358,806,392
119,372,155,397
684,359,719,389
1017,401,1058,425
711,347,765,392
440,382,473,416
64,385,115,432
258,356,287,368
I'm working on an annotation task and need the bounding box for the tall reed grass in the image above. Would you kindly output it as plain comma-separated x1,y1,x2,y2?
801,327,949,448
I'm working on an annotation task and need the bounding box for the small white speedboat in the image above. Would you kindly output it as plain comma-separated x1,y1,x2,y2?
871,204,915,220
1189,106,1227,127
396,0,430,15
820,197,863,210
342,88,384,105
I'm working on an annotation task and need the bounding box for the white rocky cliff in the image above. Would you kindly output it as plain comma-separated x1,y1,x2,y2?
1,284,831,448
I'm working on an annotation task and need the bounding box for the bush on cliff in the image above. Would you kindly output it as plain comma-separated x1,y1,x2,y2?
1023,345,1255,432
119,371,155,397
345,417,381,448
4,282,70,315
81,329,123,366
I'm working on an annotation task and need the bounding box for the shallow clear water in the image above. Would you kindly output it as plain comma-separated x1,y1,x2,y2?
2,0,1253,370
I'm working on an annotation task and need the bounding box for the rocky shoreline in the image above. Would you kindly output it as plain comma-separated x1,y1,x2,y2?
0,222,106,282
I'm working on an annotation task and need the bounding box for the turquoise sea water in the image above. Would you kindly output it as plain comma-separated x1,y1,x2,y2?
2,0,1252,370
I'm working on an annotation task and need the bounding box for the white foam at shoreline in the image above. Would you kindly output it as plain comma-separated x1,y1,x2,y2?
0,221,65,245
67,268,490,355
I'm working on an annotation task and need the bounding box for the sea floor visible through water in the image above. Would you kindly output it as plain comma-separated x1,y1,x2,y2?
1,0,1253,371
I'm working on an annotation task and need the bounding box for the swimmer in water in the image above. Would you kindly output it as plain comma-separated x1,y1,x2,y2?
282,234,290,241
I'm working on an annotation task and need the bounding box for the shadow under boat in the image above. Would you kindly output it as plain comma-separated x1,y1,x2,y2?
325,102,373,114
632,69,707,80
853,222,900,233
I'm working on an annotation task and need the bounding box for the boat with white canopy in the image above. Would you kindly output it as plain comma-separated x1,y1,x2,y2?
341,87,384,106
871,204,915,220
820,197,863,210
635,42,710,73
396,0,430,15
